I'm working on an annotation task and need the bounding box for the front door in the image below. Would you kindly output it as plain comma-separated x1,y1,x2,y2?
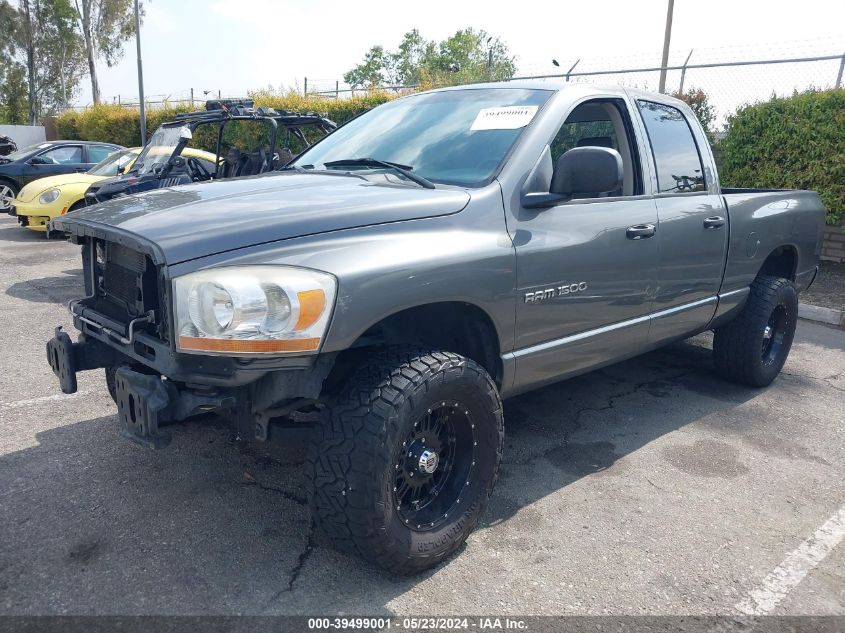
509,97,659,392
26,145,86,185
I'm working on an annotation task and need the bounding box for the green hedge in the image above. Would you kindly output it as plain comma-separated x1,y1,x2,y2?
55,91,396,151
719,89,845,225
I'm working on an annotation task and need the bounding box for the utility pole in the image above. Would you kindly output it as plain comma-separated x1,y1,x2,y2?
658,0,675,93
486,36,493,78
134,0,146,145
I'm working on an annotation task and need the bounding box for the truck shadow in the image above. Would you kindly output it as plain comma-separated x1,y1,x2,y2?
5,270,84,305
0,335,772,614
0,223,58,243
484,335,758,528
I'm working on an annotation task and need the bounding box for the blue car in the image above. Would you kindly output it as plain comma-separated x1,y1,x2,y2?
0,140,122,213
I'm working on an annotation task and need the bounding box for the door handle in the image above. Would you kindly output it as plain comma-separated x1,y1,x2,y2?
626,223,656,240
703,216,725,229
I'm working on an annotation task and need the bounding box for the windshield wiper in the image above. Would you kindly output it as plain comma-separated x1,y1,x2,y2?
322,157,435,189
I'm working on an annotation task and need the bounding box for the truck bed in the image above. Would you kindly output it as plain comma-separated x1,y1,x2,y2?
720,188,825,295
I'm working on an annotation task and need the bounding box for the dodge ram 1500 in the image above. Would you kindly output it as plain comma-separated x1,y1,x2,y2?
46,83,825,574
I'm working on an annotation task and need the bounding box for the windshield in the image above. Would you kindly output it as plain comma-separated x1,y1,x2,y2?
88,148,139,176
131,126,189,175
292,88,551,187
2,142,51,161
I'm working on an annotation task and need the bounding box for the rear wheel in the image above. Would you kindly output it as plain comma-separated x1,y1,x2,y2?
307,348,503,575
713,275,798,387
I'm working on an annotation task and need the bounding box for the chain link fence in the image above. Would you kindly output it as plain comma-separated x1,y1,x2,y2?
517,54,843,129
304,40,845,130
71,40,845,131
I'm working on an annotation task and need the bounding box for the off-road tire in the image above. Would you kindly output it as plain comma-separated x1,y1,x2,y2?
307,347,504,575
105,364,125,404
713,275,798,387
105,362,154,404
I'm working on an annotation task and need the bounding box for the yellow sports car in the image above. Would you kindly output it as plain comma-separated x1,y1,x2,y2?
14,147,216,235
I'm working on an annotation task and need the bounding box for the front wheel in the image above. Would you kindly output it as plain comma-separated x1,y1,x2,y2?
0,181,18,213
713,275,798,387
307,348,503,575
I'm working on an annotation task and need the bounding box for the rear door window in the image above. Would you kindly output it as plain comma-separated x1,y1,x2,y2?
88,145,117,164
636,100,705,194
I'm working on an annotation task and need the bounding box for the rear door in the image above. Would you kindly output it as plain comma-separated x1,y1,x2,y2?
634,99,728,343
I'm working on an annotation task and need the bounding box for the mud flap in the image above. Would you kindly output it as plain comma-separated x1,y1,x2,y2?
114,366,172,449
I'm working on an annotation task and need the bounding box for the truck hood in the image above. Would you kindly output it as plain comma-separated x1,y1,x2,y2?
54,171,471,264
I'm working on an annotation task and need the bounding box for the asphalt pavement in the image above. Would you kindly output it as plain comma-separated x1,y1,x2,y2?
0,213,843,617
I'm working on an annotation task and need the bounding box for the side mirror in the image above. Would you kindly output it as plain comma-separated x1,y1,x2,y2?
522,146,623,209
168,155,186,169
551,146,623,196
29,156,49,165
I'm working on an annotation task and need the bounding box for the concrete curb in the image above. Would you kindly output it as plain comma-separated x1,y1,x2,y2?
798,303,845,329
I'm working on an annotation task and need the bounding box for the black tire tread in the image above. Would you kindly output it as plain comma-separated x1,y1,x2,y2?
306,346,503,575
713,275,797,387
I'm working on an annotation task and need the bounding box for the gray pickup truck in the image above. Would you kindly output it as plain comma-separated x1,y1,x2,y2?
47,82,825,574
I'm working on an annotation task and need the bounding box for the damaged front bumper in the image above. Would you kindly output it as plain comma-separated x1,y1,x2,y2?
46,325,234,449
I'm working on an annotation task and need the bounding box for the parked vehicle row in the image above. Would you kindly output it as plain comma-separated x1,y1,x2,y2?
3,100,337,236
0,140,122,213
14,147,217,235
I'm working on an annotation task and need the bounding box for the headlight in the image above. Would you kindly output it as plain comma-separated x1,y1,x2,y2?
39,188,60,204
172,266,336,355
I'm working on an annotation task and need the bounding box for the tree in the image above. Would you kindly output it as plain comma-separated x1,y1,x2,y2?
73,0,140,105
392,29,435,86
1,0,86,124
672,87,716,140
344,28,516,90
0,1,25,123
0,65,29,125
343,46,392,90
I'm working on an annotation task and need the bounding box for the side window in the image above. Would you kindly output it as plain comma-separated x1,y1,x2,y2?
89,145,117,164
39,145,83,164
550,120,618,163
636,100,705,194
549,99,642,197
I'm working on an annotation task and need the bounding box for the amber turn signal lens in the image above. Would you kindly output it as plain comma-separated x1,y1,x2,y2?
294,289,326,331
178,336,321,354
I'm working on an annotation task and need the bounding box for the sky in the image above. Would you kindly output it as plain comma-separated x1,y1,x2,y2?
77,0,845,113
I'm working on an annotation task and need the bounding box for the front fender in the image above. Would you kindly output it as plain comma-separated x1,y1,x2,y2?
165,185,517,356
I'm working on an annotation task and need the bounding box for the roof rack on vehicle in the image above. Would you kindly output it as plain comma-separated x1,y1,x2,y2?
205,99,255,112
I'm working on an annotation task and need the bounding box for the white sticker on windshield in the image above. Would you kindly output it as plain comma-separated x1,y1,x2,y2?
470,105,538,131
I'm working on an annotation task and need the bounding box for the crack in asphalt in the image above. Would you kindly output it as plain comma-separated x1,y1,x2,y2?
240,478,308,506
782,370,845,393
242,473,316,605
286,522,316,591
510,369,698,466
263,521,316,607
